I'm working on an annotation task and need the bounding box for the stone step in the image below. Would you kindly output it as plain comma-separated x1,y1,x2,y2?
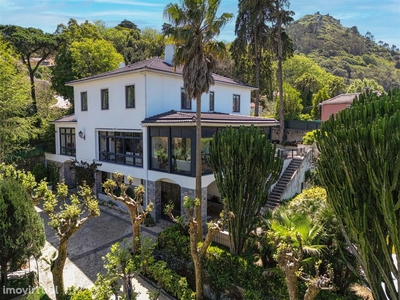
265,157,304,209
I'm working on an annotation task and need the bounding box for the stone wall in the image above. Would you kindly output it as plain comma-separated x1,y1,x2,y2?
146,180,160,220
180,186,208,221
271,128,309,143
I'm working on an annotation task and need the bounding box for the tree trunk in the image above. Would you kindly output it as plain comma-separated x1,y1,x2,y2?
126,274,133,300
276,0,285,143
193,255,204,300
255,59,260,117
51,237,69,300
285,268,299,300
254,27,260,117
28,67,37,113
0,262,7,287
195,95,203,240
129,206,141,254
190,223,204,300
304,284,320,300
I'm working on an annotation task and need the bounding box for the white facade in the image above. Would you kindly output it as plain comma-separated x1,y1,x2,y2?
46,54,278,220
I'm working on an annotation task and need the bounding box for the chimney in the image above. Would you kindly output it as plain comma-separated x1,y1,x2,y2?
164,44,175,65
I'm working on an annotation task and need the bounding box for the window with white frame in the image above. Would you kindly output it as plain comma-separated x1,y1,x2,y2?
233,94,240,112
126,85,135,108
209,91,214,111
81,92,88,111
101,89,109,110
181,88,191,110
60,128,76,156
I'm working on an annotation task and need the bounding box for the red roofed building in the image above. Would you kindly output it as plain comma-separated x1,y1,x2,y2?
320,93,360,121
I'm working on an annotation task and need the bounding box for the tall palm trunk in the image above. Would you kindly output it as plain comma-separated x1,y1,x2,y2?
195,94,203,239
189,221,204,300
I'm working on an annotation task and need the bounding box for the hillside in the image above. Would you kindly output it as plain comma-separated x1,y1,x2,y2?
286,12,400,91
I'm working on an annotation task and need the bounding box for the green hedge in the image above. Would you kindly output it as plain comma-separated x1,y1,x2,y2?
205,246,288,299
146,260,195,300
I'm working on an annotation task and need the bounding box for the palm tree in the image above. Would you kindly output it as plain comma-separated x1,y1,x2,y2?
163,0,232,240
163,1,233,299
268,208,330,300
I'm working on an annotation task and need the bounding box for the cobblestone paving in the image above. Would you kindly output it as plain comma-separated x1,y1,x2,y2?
34,203,173,300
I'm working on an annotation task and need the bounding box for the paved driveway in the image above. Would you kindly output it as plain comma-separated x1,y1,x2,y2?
35,203,173,300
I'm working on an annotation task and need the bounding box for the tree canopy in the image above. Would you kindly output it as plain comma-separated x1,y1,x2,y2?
232,0,274,116
51,18,164,107
0,38,36,162
69,38,123,78
0,178,45,287
0,25,61,113
274,82,303,120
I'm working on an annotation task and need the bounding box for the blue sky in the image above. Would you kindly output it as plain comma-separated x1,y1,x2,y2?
0,0,399,47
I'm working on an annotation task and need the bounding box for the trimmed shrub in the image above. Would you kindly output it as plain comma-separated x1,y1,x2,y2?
205,245,288,299
156,223,191,263
65,286,93,300
31,163,47,183
302,129,318,145
146,260,195,300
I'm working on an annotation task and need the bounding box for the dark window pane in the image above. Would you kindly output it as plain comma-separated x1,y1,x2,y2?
172,137,191,174
181,88,191,109
98,131,143,168
126,85,135,108
233,94,240,112
60,127,76,157
101,89,109,110
209,91,214,111
81,92,88,111
151,136,168,171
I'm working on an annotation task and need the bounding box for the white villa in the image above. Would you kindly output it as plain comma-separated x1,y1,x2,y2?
45,45,279,221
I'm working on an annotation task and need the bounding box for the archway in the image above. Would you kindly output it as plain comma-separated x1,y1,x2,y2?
207,181,222,221
160,181,181,220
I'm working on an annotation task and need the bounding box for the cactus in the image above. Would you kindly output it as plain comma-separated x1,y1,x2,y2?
315,88,400,300
208,125,283,255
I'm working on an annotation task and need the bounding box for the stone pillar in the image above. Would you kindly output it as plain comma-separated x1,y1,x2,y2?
94,171,103,197
63,161,75,188
180,187,208,220
146,180,162,221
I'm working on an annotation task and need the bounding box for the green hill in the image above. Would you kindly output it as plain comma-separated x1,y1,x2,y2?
286,12,400,91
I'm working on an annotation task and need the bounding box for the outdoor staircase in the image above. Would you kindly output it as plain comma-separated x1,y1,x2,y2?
266,157,303,209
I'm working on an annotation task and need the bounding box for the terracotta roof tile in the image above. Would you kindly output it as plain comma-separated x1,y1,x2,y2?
320,93,360,105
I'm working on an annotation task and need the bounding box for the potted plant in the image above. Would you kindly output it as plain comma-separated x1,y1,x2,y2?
155,147,168,169
174,147,191,172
